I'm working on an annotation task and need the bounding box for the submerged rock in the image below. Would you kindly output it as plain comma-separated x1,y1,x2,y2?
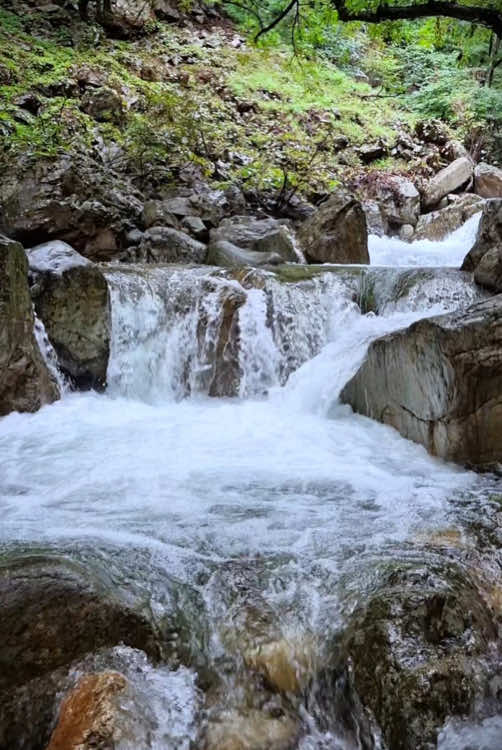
205,710,298,750
341,294,502,471
30,248,111,390
46,672,128,750
298,190,368,264
0,234,59,416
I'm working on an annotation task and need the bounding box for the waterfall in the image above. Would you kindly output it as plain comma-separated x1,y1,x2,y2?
1,221,498,750
368,211,481,267
103,263,483,407
33,310,66,394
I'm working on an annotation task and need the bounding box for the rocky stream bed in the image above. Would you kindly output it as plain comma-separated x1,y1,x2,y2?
2,178,502,749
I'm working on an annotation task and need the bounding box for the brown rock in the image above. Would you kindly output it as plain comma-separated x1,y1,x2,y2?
0,555,160,693
298,190,368,264
205,710,298,750
0,234,59,416
474,162,502,199
46,672,127,750
461,199,502,283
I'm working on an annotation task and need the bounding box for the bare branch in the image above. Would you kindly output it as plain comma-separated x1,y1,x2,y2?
253,0,299,42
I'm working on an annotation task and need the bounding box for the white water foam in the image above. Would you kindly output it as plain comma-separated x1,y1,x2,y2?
369,211,481,267
0,230,491,748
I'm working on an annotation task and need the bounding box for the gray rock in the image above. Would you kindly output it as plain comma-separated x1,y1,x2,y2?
423,157,473,208
474,246,502,293
27,240,90,274
81,87,124,124
31,261,110,390
181,215,207,240
142,200,178,230
0,235,59,416
372,176,421,228
414,194,484,242
341,294,502,472
207,239,283,268
362,200,386,237
139,226,207,264
474,162,502,199
399,224,414,242
298,190,368,264
211,216,297,262
0,156,142,260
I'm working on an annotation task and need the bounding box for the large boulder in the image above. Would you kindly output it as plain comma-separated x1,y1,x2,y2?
298,191,369,264
414,194,484,242
138,226,207,264
0,555,161,750
341,295,502,471
29,242,111,390
474,162,502,199
377,176,421,229
0,234,59,416
461,199,502,292
211,216,298,262
339,555,498,750
0,156,142,259
423,157,473,208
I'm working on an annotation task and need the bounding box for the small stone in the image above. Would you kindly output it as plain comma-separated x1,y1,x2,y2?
399,224,414,242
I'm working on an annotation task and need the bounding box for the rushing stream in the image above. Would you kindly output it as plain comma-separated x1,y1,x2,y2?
1,212,501,748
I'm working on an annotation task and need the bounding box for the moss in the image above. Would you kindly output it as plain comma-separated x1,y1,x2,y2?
0,7,412,196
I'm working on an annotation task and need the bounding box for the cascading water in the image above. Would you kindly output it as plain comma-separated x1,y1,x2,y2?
1,222,501,749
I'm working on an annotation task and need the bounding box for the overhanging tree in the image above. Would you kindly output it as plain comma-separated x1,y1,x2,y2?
253,0,502,41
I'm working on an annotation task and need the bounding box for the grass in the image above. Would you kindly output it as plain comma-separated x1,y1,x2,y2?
0,7,411,196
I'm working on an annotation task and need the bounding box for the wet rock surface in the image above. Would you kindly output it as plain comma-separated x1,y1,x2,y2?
46,672,128,750
341,294,502,471
0,234,59,416
298,190,368,264
30,252,111,390
415,194,484,242
0,554,162,750
339,550,502,750
462,200,502,294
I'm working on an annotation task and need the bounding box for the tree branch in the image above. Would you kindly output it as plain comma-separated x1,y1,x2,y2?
332,1,502,37
253,0,299,42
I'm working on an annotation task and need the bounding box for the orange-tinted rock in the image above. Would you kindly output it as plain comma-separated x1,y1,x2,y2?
46,672,127,750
